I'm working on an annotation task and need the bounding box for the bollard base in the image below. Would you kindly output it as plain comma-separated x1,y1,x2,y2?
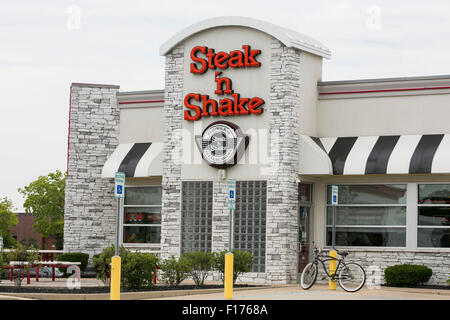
110,256,121,300
224,253,234,299
329,250,337,290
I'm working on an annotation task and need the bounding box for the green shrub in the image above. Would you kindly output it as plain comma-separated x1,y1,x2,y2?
214,250,254,284
159,255,191,286
57,252,90,276
182,251,215,287
384,264,432,287
5,244,40,287
121,252,159,289
92,245,130,286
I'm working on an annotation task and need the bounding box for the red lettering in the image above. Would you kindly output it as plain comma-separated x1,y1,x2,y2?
201,95,218,117
232,93,249,115
184,93,202,121
190,45,261,73
215,72,233,95
214,52,229,69
206,48,215,70
248,97,264,114
218,98,234,116
229,50,244,68
190,46,207,74
243,45,261,67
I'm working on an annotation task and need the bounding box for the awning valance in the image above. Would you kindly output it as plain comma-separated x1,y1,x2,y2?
101,142,163,178
302,134,450,175
299,135,333,175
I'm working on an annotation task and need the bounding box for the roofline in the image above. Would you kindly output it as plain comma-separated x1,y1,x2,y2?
117,89,164,96
71,82,120,89
159,16,331,59
318,74,450,86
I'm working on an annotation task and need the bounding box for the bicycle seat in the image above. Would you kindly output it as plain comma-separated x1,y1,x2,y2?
338,251,349,257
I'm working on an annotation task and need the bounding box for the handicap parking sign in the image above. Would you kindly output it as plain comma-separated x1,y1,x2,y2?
114,172,125,199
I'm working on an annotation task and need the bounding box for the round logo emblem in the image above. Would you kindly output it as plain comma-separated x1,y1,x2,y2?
195,121,249,169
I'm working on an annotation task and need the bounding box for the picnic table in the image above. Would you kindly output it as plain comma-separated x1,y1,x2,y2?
2,249,79,285
2,249,64,262
5,261,81,284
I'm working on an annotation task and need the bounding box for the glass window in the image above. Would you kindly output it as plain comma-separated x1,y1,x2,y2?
326,206,406,226
418,228,450,248
299,183,312,203
123,186,162,244
326,227,406,247
326,184,406,205
326,184,406,247
124,187,162,206
418,184,450,204
418,184,450,248
181,181,213,254
234,180,267,273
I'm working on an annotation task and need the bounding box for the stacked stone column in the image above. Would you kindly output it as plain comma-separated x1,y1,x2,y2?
265,39,301,283
160,44,184,260
63,83,120,260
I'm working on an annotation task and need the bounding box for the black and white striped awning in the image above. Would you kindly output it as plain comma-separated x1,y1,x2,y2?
101,142,163,178
301,134,450,175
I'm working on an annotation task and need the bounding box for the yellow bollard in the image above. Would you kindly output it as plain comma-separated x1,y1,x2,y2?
329,250,337,290
224,253,234,299
110,256,121,300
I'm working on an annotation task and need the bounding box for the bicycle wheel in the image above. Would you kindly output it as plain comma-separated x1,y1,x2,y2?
300,262,318,290
338,262,366,292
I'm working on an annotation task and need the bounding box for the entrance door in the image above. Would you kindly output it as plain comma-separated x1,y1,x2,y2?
298,206,311,272
298,183,313,274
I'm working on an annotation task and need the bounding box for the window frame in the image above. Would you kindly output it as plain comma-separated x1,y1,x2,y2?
324,183,408,249
417,183,450,248
121,185,162,247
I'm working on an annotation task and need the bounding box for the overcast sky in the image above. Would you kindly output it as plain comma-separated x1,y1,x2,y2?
1,0,450,211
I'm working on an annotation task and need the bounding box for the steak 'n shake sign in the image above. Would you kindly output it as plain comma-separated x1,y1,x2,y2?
184,45,265,121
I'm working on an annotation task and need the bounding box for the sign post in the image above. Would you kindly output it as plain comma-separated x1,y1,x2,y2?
111,172,125,300
329,185,338,290
225,178,236,300
331,185,338,249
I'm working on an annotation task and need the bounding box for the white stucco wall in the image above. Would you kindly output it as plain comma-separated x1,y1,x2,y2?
317,93,450,137
298,51,322,137
119,106,164,143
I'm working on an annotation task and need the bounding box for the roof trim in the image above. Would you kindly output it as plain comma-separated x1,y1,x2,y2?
318,74,450,86
71,82,120,89
159,16,331,59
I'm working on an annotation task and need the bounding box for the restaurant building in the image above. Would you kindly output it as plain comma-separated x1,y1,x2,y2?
63,16,450,285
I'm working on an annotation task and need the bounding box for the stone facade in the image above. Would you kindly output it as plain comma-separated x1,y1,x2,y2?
63,83,120,260
316,249,450,286
160,44,184,260
265,39,301,284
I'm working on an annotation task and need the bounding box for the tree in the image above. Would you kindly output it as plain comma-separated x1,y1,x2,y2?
18,170,66,249
0,197,18,248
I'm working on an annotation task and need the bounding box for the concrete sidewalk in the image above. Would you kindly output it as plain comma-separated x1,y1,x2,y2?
148,284,450,300
0,278,448,300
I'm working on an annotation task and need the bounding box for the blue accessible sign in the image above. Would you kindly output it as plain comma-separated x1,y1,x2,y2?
228,179,236,210
114,172,125,199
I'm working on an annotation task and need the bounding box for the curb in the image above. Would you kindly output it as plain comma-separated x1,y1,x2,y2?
1,285,279,300
380,286,450,297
